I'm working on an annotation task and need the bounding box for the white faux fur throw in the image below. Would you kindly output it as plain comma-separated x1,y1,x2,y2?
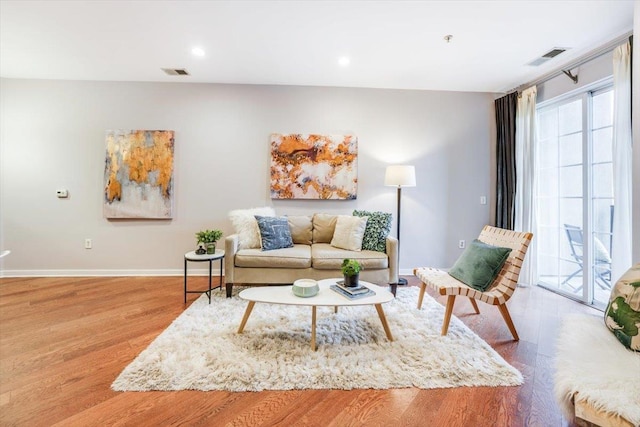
228,206,275,249
555,314,640,425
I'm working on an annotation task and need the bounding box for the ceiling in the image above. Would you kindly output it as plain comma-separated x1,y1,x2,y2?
0,1,634,93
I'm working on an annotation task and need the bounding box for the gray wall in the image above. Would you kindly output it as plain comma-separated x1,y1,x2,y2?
0,79,494,276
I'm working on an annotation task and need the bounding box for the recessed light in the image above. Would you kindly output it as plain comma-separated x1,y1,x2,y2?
191,47,205,57
338,56,350,67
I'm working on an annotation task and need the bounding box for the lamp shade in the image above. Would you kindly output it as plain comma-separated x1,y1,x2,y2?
384,165,416,187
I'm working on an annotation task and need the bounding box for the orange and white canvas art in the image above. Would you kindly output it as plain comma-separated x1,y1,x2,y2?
270,134,358,200
103,130,174,218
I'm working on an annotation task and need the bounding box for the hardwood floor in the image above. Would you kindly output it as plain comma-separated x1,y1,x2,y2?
0,275,600,426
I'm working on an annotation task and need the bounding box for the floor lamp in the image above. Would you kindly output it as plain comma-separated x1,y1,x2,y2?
384,165,416,286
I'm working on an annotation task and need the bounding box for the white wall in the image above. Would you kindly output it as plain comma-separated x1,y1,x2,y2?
0,79,493,277
634,2,640,264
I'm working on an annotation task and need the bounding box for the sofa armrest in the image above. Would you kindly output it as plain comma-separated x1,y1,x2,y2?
224,234,239,284
386,236,399,284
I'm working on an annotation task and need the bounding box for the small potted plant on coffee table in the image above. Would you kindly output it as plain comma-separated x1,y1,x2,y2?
341,258,362,287
195,229,223,254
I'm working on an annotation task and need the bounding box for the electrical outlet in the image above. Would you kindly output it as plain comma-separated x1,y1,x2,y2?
85,239,92,249
458,240,465,249
480,196,487,205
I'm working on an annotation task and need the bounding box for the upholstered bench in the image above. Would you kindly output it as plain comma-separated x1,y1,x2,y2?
554,264,640,427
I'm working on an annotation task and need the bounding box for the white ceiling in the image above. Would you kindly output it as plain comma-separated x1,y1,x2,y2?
0,1,634,93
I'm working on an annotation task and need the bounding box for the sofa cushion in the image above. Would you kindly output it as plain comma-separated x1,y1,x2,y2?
312,214,338,243
235,245,311,268
353,210,392,252
311,243,388,270
330,215,368,251
255,216,294,251
287,215,313,245
229,207,275,249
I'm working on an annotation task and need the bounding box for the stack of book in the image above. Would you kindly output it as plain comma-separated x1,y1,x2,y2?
329,281,375,299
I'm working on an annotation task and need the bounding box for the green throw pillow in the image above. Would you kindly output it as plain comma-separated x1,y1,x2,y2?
448,239,512,291
604,264,640,351
353,210,392,252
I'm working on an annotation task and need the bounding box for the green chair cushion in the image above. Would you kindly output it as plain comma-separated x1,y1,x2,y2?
448,239,512,291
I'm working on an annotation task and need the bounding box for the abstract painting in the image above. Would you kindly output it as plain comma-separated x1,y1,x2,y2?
270,134,357,199
103,130,174,219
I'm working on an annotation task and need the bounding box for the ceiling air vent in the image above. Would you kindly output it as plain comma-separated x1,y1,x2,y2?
543,48,566,58
526,47,569,66
161,68,190,76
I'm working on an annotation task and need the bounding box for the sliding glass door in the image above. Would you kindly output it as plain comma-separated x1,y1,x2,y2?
535,84,613,308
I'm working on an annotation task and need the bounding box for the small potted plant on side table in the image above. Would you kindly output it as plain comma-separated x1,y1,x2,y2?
341,258,362,287
195,229,223,254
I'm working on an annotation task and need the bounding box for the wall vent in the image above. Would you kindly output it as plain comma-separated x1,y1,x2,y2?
161,68,190,76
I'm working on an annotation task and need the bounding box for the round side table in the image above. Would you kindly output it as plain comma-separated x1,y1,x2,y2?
184,250,225,304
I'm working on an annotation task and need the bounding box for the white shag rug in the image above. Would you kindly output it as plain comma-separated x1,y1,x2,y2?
112,286,523,392
554,314,640,425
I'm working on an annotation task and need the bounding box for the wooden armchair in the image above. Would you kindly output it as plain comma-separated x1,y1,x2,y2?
414,225,533,340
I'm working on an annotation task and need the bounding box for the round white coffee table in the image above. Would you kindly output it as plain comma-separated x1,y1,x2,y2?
237,278,394,350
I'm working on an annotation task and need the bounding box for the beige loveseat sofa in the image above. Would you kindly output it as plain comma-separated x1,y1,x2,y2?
224,213,398,297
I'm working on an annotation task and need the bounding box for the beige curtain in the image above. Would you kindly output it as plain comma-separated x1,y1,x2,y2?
611,42,633,283
514,86,537,286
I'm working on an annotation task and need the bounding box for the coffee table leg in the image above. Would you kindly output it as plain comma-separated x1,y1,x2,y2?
311,306,317,351
237,301,256,334
374,304,394,342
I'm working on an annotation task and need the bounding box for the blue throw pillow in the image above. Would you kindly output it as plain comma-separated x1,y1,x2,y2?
353,210,392,252
448,239,512,291
255,216,294,251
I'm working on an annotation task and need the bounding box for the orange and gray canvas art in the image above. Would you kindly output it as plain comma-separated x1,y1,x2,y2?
270,134,358,200
103,130,174,218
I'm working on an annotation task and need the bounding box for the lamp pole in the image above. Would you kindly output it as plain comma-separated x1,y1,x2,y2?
396,186,407,286
385,165,415,287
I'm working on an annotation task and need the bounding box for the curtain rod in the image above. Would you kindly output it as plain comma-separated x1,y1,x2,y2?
509,31,633,94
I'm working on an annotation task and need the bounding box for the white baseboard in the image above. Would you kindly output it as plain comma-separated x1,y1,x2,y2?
2,268,412,279
0,269,223,278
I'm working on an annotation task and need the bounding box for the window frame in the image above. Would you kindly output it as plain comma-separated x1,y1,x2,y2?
535,77,613,309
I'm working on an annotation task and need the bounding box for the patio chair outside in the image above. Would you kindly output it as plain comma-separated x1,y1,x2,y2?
562,224,611,291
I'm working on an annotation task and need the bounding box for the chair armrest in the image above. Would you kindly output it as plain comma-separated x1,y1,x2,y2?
224,234,239,284
386,236,399,284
